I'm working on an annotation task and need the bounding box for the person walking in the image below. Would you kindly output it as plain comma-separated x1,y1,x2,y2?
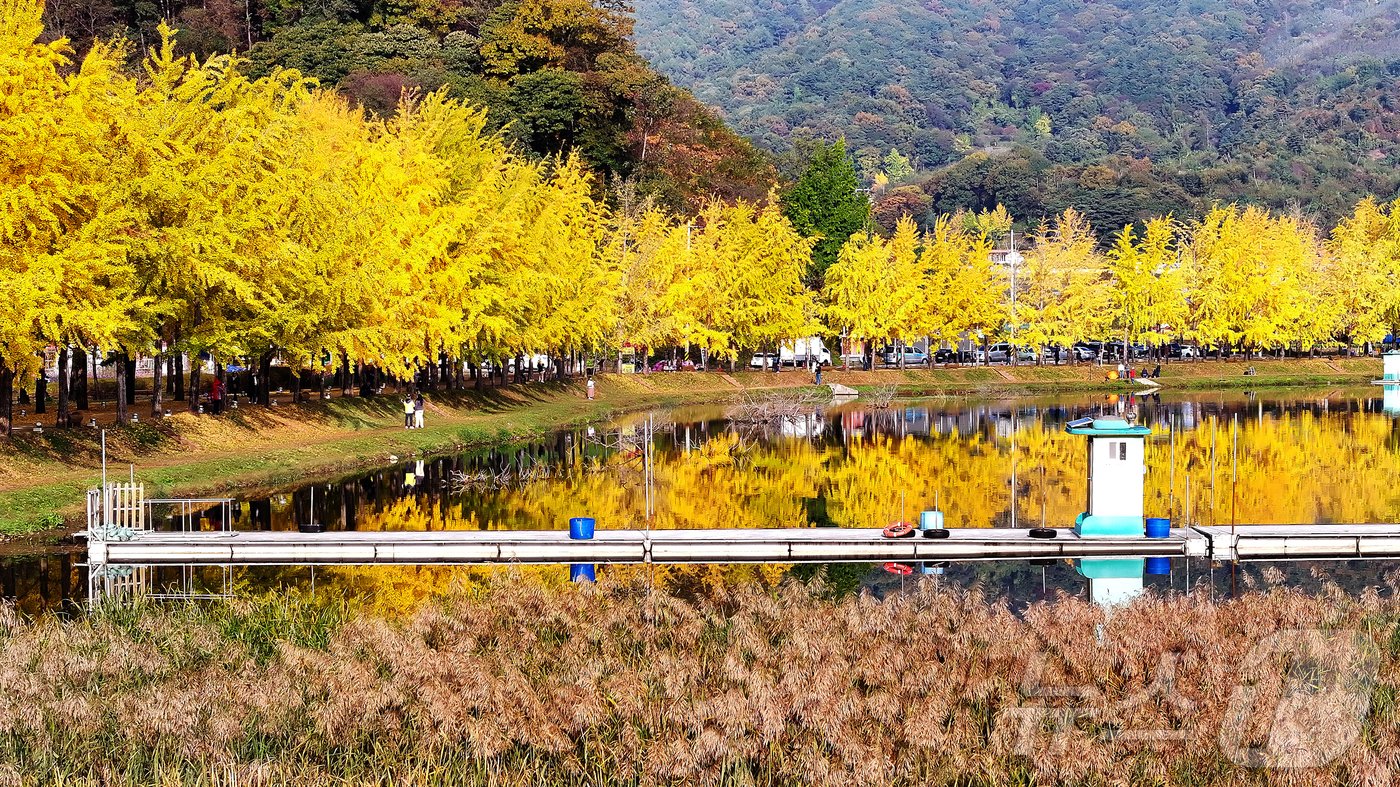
402,395,414,429
414,392,425,429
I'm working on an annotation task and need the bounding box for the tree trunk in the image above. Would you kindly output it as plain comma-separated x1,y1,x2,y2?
257,351,274,406
123,356,136,406
340,353,352,396
73,348,88,411
35,374,46,415
189,359,202,413
0,363,13,437
151,350,163,418
57,346,70,426
115,352,129,424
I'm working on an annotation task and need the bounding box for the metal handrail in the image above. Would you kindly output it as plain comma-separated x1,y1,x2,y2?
144,498,235,533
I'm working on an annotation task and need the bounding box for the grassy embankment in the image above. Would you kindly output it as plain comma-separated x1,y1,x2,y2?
0,576,1395,785
0,357,1379,537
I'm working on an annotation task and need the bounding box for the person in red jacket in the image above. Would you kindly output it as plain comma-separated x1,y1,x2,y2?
209,376,224,415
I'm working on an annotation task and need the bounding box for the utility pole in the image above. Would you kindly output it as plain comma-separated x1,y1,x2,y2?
1005,231,1024,367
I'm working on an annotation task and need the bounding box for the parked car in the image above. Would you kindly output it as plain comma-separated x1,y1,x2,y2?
982,343,1013,363
1104,341,1148,360
933,348,963,364
749,353,778,370
1043,345,1093,363
650,360,701,371
1167,343,1200,359
1070,345,1098,361
882,348,928,365
1074,341,1103,360
840,351,865,366
781,337,832,366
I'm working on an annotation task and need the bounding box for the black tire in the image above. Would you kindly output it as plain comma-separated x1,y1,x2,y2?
298,523,326,534
1028,527,1058,539
921,528,950,539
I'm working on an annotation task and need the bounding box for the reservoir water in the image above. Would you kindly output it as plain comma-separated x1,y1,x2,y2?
10,386,1400,613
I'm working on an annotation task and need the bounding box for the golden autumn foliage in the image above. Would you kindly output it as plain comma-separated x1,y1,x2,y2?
9,0,1400,438
0,1,822,431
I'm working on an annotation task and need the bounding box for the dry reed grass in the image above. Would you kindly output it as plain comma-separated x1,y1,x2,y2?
1,576,1398,785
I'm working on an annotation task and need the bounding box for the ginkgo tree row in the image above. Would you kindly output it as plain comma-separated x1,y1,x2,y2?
1,1,813,434
822,200,1400,365
7,0,1400,439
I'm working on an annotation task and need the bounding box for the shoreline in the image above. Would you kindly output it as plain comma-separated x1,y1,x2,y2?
0,357,1380,540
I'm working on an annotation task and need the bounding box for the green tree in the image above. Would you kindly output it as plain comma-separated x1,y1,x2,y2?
780,139,870,286
882,147,913,182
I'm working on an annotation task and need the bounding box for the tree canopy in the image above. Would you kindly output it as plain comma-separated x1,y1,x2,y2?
780,140,870,284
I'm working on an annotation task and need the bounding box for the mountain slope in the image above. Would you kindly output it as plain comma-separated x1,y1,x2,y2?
633,0,1400,225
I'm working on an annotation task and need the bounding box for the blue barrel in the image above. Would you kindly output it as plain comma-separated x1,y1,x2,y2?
569,516,595,540
1145,517,1171,539
570,564,596,583
919,510,944,531
1145,556,1171,575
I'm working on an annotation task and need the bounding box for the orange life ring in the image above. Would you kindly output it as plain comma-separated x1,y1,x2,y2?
882,521,916,538
883,562,914,575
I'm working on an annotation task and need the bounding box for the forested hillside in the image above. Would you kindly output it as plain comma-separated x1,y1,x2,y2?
633,0,1400,227
40,0,776,210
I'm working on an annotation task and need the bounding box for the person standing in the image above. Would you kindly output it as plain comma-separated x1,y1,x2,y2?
586,376,595,400
209,375,224,415
414,392,425,429
403,395,414,429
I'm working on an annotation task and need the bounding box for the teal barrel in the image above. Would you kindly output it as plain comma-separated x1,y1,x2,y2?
919,510,944,531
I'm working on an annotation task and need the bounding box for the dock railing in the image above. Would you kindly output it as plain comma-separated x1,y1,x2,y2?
86,483,233,539
144,498,235,533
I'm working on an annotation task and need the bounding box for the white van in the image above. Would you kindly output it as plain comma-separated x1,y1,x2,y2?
780,337,832,366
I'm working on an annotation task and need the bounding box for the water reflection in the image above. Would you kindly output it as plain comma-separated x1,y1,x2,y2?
160,387,1400,535
11,556,1394,616
16,387,1400,614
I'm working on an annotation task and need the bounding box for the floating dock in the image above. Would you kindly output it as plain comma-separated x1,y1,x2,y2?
1195,525,1400,560
87,527,1206,566
83,524,1400,566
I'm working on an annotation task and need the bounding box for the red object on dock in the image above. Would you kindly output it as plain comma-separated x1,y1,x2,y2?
882,521,916,538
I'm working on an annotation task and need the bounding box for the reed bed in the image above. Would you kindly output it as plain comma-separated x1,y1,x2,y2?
1,576,1398,785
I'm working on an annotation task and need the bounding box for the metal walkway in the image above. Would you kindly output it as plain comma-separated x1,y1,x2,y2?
82,524,1400,567
87,527,1207,566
